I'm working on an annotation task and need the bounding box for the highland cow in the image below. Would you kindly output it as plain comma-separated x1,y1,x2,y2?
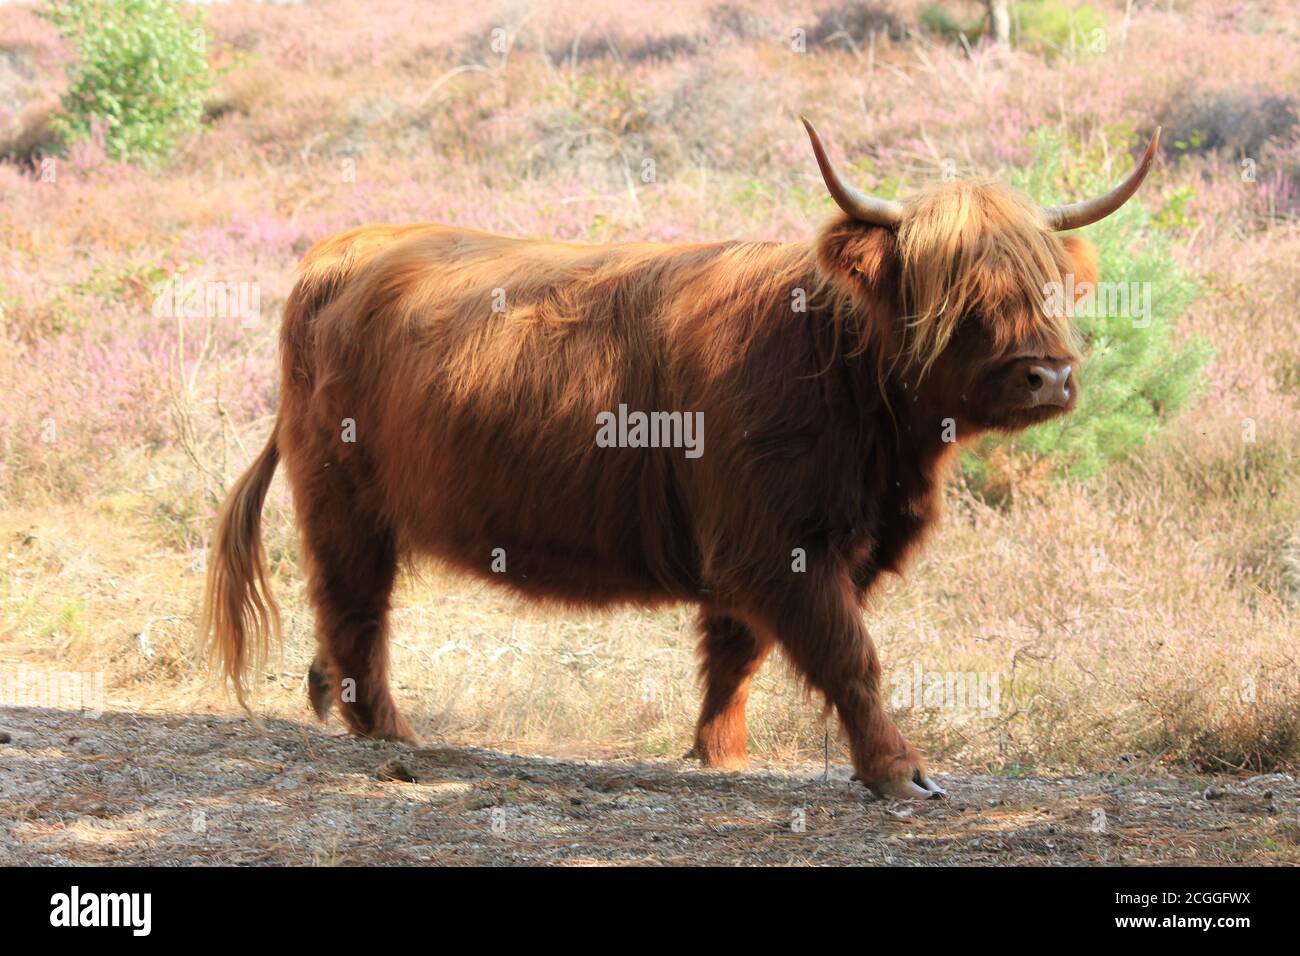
203,119,1159,798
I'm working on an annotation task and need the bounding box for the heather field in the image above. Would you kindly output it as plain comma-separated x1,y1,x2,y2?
0,0,1298,866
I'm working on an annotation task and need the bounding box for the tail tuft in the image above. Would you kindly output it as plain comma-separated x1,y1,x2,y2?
200,424,282,710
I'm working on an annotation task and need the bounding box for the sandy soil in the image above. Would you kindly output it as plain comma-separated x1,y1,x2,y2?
1,707,1297,866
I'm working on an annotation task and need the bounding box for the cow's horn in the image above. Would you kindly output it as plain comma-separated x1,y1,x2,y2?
1041,127,1161,231
802,116,905,227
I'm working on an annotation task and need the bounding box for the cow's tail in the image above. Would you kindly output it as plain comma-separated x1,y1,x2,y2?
201,419,282,711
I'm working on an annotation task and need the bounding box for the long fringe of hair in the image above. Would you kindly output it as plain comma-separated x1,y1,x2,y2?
895,180,1081,377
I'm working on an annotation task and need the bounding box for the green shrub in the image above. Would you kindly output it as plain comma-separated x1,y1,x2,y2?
918,4,986,44
961,128,1211,497
1013,0,1106,59
40,0,211,162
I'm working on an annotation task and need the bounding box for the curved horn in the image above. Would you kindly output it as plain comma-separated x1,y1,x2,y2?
801,116,905,227
1042,127,1161,231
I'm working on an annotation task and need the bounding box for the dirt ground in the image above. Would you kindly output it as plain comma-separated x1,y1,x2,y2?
2,707,1297,866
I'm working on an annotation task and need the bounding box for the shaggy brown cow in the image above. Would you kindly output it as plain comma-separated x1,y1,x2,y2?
204,119,1159,799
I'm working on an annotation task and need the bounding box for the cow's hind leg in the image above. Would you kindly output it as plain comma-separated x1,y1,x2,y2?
295,486,416,744
686,613,771,770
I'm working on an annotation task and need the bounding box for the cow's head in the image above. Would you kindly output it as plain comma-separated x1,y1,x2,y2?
808,118,1159,434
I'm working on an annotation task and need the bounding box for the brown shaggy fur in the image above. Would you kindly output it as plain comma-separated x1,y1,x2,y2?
203,185,1098,795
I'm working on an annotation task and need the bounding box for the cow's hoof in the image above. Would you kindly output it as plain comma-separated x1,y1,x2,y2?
307,661,332,720
865,768,946,800
684,742,750,770
366,722,423,747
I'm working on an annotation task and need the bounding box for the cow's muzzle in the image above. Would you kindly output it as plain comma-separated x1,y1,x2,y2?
1023,361,1073,408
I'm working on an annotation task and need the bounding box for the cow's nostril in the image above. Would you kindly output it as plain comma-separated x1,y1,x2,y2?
1024,364,1071,407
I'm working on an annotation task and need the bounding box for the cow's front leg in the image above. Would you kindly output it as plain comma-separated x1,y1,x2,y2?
743,571,944,799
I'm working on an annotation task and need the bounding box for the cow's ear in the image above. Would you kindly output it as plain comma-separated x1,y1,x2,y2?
815,216,900,313
1061,235,1099,295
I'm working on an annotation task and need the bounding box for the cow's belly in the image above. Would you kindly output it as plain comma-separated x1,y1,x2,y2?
376,426,702,604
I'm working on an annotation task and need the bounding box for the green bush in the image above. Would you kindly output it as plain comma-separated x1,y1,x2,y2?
1014,0,1106,58
961,128,1211,497
918,4,986,45
41,0,211,162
